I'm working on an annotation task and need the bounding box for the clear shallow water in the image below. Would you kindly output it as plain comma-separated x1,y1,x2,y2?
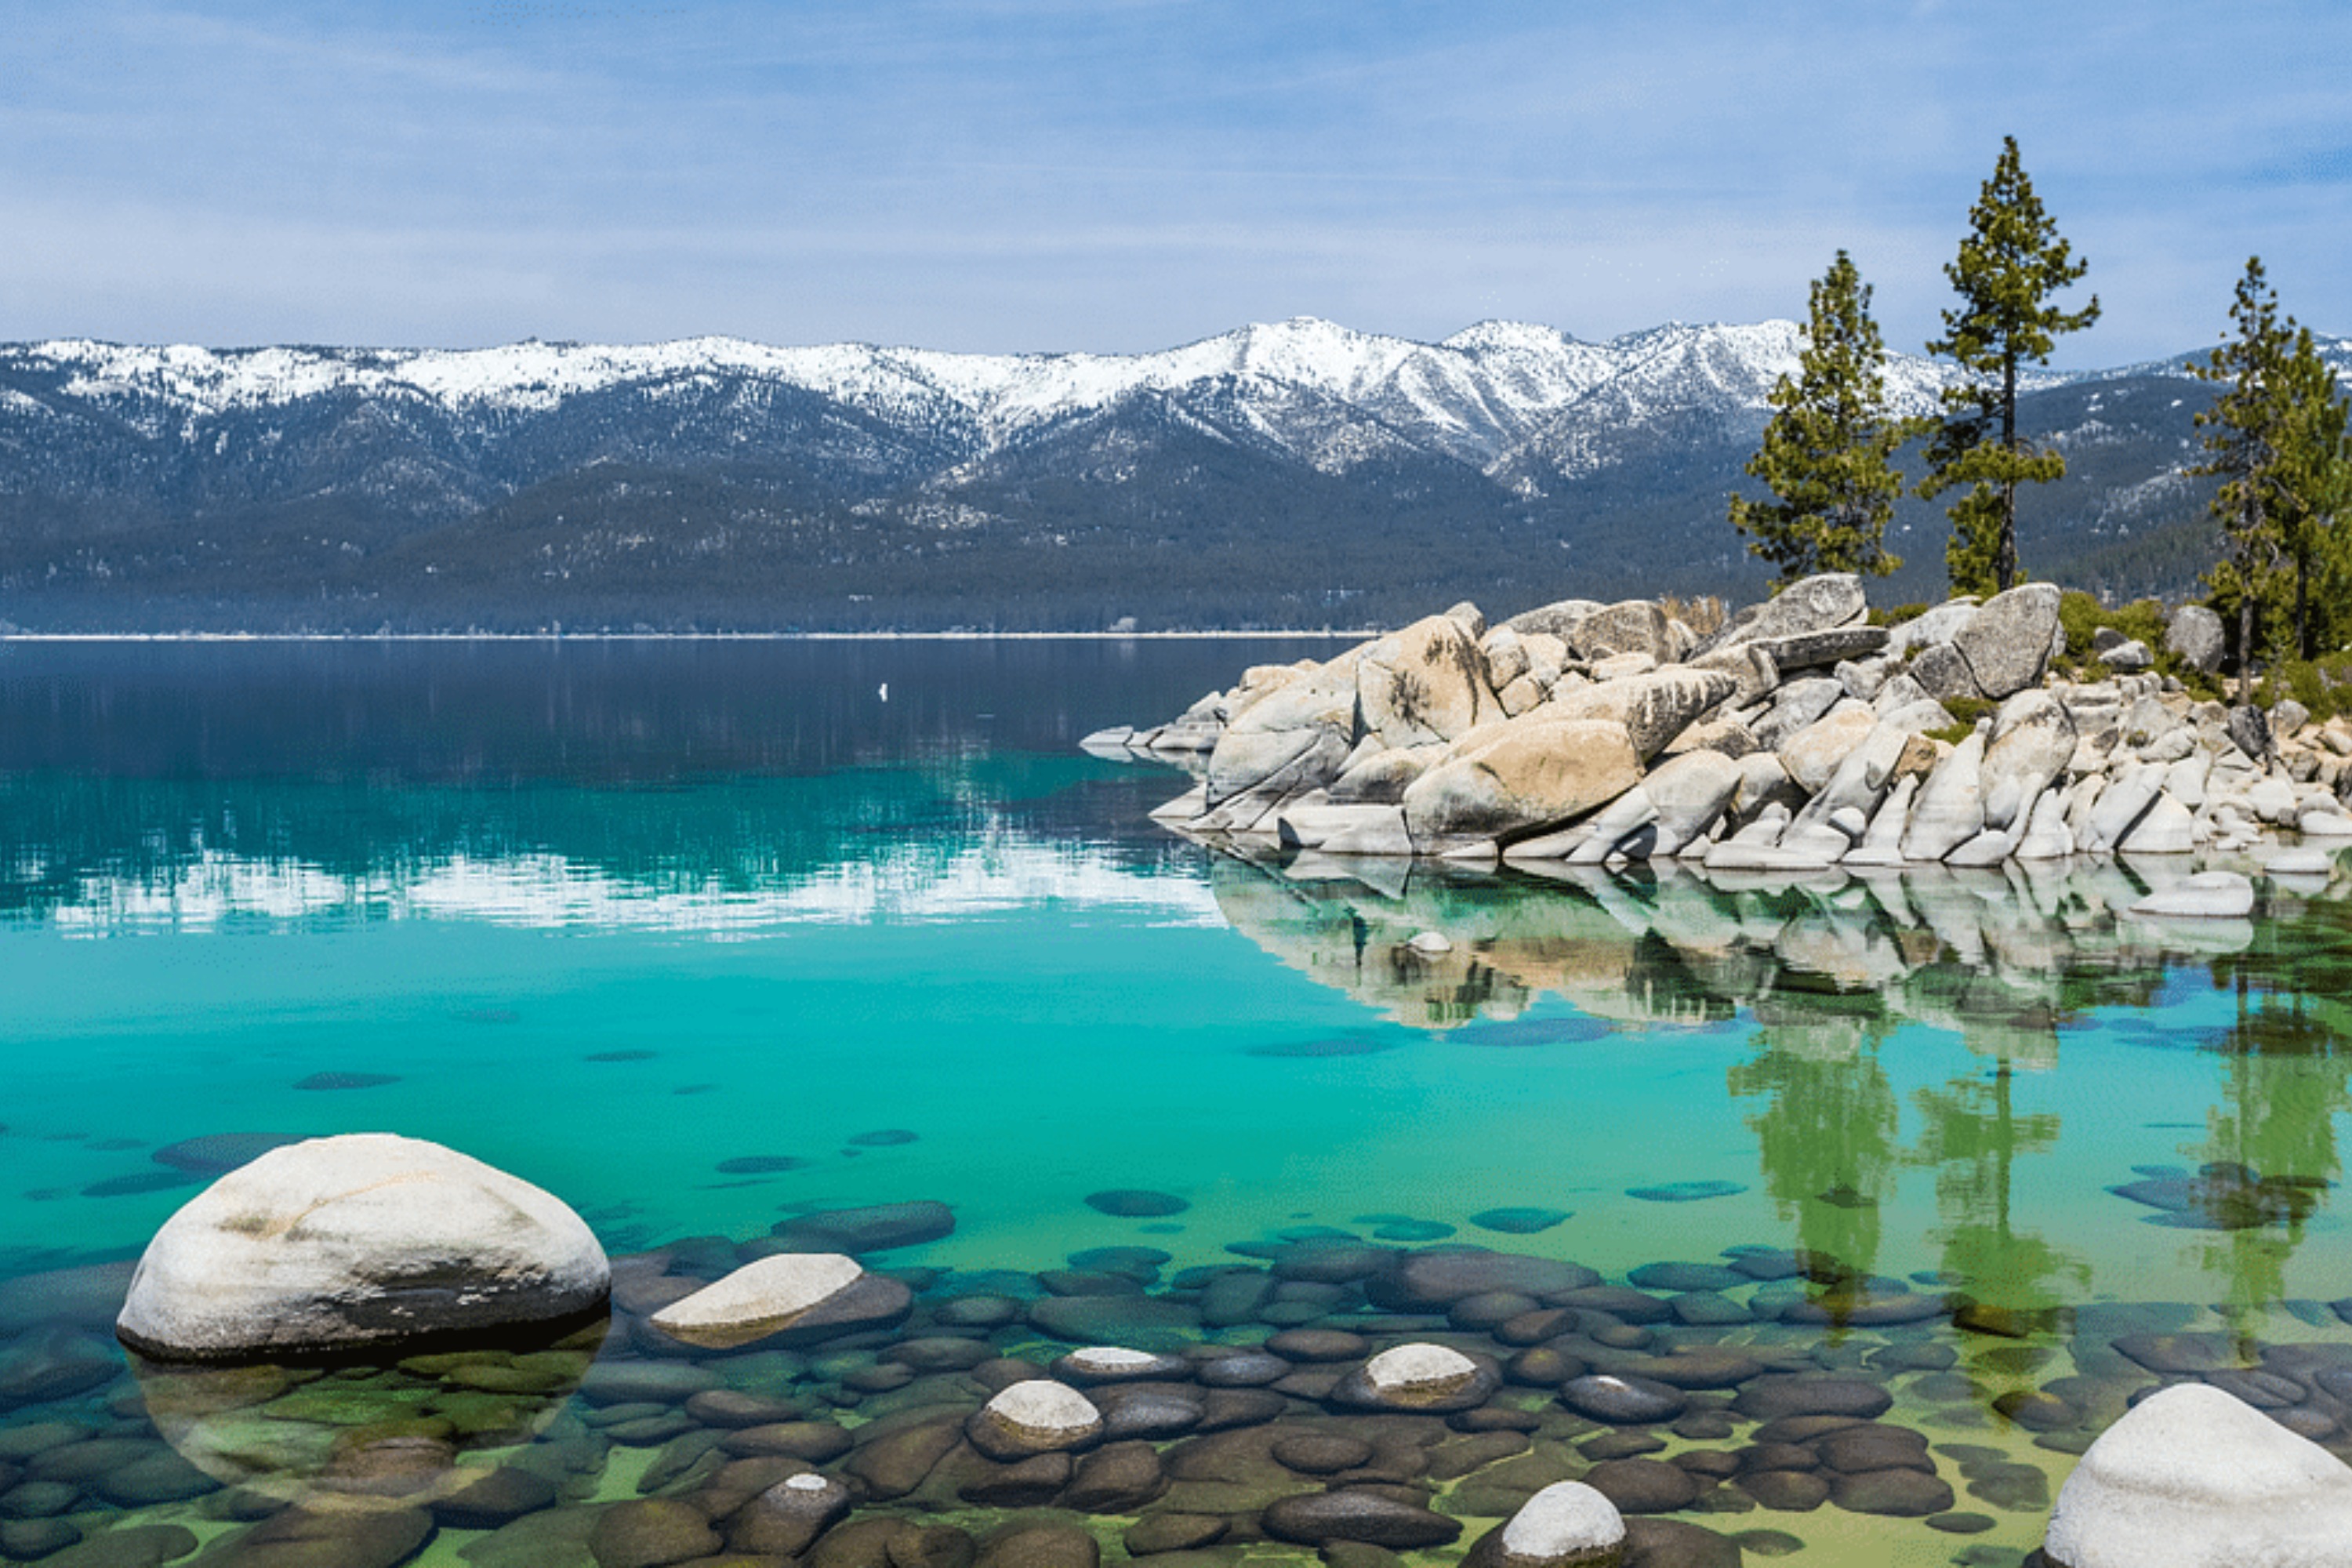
1,640,2350,1567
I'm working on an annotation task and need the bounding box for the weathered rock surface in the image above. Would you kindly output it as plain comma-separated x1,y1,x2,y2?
2042,1383,2352,1568
1570,601,1679,664
116,1134,608,1361
1980,691,2078,833
1402,720,1643,845
1900,731,1985,863
1952,583,2063,699
1543,669,1736,762
1357,615,1503,748
2165,604,2227,673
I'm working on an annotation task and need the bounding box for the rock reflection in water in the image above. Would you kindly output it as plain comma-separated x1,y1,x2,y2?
1203,854,2278,1037
1207,850,2352,1325
129,1318,603,1508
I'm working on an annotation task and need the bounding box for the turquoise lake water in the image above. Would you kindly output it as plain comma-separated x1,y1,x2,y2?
2,639,2350,1567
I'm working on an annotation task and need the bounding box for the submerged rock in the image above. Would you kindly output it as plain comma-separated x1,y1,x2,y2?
648,1253,909,1348
967,1379,1104,1460
1461,1479,1627,1566
116,1134,608,1361
1332,1342,1501,1411
771,1200,954,1253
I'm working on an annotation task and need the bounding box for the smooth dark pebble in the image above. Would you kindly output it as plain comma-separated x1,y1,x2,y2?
1085,1189,1190,1218
1470,1207,1571,1235
1627,1180,1747,1203
80,1172,199,1199
716,1155,805,1174
292,1072,398,1091
1930,1512,1999,1534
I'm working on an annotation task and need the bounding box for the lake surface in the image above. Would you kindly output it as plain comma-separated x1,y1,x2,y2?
1,638,2348,1568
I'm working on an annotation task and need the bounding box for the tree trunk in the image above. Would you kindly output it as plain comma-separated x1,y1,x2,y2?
2239,591,2256,706
2297,547,2310,662
1998,354,2020,591
2239,489,2263,706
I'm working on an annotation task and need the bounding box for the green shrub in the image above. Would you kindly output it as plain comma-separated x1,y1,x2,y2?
2255,659,2347,725
1924,695,1996,745
2053,592,2194,686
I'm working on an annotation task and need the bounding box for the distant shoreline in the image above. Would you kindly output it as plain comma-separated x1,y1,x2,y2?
0,629,1369,644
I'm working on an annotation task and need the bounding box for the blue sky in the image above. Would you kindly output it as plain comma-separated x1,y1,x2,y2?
3,1,2344,361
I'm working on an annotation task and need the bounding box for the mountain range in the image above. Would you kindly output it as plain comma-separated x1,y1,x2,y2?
1,318,2340,632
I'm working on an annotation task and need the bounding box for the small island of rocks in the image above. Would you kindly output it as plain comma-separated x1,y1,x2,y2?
1093,575,2352,880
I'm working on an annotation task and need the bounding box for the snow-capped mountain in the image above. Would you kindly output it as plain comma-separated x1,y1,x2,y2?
0,318,2321,632
5,315,2078,484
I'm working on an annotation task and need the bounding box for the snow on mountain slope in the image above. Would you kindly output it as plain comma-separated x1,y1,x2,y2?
5,318,2267,487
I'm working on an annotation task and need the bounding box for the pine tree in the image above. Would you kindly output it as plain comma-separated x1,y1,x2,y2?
1919,136,2100,596
2191,257,2298,701
2274,328,2351,659
1729,251,1915,590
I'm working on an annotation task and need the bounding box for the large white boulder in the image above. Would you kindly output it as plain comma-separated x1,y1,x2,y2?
1980,690,2078,832
1357,615,1504,748
1900,730,1987,862
2042,1384,2352,1568
1952,583,2063,699
1543,667,1737,761
1401,718,1643,845
117,1134,609,1360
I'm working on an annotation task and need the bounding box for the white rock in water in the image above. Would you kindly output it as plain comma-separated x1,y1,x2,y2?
1367,1342,1479,1396
2299,810,2352,837
117,1134,608,1359
2267,847,2339,876
1494,1480,1626,1566
1057,1345,1188,1381
967,1379,1104,1457
651,1254,863,1339
2042,1384,2352,1568
2129,870,2255,919
1406,930,1455,955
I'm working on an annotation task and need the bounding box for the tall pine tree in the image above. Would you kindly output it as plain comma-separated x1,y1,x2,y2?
2274,328,2351,659
2193,257,2296,701
2194,259,2352,687
1729,251,1914,590
1919,137,2100,596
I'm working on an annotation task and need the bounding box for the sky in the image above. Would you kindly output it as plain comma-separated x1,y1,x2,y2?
2,1,2345,364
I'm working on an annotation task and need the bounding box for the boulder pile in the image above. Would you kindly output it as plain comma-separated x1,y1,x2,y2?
1093,577,2352,870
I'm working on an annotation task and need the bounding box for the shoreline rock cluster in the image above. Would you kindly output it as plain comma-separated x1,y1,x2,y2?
1092,575,2352,873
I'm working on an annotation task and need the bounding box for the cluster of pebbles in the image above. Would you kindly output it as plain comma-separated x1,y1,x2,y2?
14,1203,2352,1568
